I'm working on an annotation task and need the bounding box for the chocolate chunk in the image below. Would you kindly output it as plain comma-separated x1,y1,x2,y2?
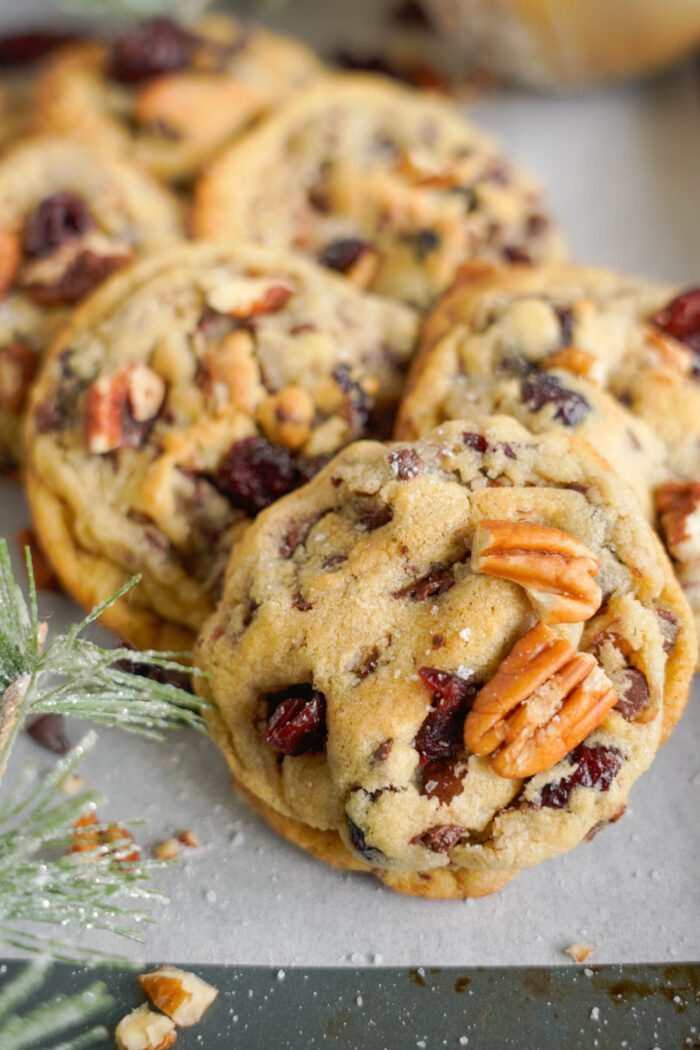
419,756,465,805
411,824,466,853
319,238,372,275
614,668,650,720
393,566,454,601
521,371,590,426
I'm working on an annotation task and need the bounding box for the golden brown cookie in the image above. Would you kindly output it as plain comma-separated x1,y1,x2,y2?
196,417,694,897
25,243,417,649
0,135,182,469
194,75,563,310
397,264,700,657
35,15,322,183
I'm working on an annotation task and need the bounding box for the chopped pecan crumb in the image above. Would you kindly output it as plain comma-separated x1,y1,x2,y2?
138,966,218,1027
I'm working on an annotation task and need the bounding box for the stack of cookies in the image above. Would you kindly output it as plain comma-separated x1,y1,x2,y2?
6,14,697,898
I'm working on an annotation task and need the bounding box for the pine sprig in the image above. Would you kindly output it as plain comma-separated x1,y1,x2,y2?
0,734,169,966
0,959,111,1050
0,539,210,778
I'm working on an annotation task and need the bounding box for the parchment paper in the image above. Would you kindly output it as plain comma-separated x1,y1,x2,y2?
1,0,699,968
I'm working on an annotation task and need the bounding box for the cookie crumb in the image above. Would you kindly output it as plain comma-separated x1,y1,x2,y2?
155,837,181,861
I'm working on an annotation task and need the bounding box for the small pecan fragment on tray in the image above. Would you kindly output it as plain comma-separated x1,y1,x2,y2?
139,966,218,1027
115,1004,177,1050
656,480,700,563
464,622,617,779
471,520,602,624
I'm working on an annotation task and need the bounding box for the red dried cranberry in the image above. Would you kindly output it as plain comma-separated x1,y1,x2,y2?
414,667,480,764
388,448,424,480
346,816,387,864
652,288,700,362
393,566,454,601
538,745,623,809
26,250,129,305
108,18,196,83
215,436,303,514
26,713,71,755
463,432,488,454
419,756,465,805
0,30,81,67
521,372,590,427
23,192,93,259
319,238,372,274
614,669,650,720
411,824,466,853
263,684,326,755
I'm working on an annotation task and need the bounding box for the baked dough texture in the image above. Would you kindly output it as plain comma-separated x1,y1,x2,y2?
0,134,182,468
25,243,417,649
197,417,695,897
396,264,700,657
35,14,323,182
195,75,563,310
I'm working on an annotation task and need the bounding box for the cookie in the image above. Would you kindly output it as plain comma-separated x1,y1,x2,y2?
24,243,418,650
196,417,695,898
194,75,563,310
35,15,322,183
0,135,182,469
396,264,700,654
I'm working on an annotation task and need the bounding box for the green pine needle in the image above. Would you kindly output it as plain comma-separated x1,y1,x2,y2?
0,960,111,1050
0,538,211,778
0,733,169,966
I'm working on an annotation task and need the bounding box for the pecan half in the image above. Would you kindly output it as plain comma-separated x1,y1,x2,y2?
84,363,164,454
471,520,602,624
464,622,617,779
656,481,700,563
204,275,294,319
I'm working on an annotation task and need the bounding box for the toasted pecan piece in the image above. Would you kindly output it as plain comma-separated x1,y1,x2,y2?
656,480,700,563
464,622,617,778
138,966,218,1027
0,228,20,296
543,347,599,381
471,520,602,624
84,363,164,454
203,275,294,318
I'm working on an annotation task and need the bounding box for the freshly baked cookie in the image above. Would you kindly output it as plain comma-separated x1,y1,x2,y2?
0,135,182,469
35,15,322,183
396,265,700,652
25,243,418,650
196,417,695,898
194,75,563,310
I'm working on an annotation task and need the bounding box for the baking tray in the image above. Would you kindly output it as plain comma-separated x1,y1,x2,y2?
0,1,699,1045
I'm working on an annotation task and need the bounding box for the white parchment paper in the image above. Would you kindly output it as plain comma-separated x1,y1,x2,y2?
1,0,699,968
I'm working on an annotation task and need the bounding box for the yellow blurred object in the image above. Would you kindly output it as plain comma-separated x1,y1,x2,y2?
426,0,700,87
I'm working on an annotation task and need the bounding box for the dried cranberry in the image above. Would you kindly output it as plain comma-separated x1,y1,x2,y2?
411,824,466,853
23,192,93,259
419,756,465,805
108,18,195,84
614,669,650,720
356,503,393,532
319,238,372,274
346,816,387,864
388,448,424,480
263,684,326,755
0,30,81,67
538,745,623,809
33,399,66,434
393,566,454,601
215,436,303,514
463,432,488,454
414,667,480,764
652,288,700,363
26,713,71,755
521,372,590,426
26,250,129,305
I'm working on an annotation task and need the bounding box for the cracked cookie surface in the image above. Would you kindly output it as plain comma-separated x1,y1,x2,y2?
396,264,700,657
197,417,695,898
25,243,417,649
0,135,182,468
194,75,563,310
35,14,322,183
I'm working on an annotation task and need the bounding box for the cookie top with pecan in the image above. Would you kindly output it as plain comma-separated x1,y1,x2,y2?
0,135,182,467
35,15,323,182
25,242,418,650
194,75,563,310
396,264,700,658
197,417,695,899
